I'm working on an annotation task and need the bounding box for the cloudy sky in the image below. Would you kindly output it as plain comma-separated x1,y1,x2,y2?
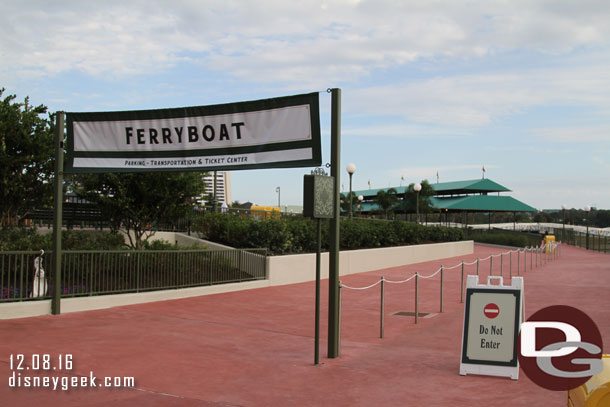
2,0,609,209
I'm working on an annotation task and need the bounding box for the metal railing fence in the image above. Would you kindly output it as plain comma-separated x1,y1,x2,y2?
1,248,267,303
553,229,608,253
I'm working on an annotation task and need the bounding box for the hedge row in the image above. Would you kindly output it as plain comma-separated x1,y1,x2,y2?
191,214,465,255
465,231,531,248
0,228,186,251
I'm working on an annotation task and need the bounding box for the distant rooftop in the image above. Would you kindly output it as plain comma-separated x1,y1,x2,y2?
431,178,511,195
345,178,536,213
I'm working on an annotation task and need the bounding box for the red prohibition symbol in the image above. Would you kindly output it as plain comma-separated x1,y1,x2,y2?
484,303,500,319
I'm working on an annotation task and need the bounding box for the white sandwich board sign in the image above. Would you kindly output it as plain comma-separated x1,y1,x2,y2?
460,275,524,380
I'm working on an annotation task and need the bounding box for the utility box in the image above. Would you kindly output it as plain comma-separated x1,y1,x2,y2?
303,174,334,219
568,355,610,407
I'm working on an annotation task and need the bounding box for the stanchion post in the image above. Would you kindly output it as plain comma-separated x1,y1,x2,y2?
460,261,464,303
380,277,385,339
415,273,419,325
490,255,493,276
500,253,503,276
440,266,444,312
476,257,479,276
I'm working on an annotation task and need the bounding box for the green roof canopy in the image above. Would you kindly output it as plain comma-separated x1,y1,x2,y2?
431,179,511,195
431,195,536,212
342,178,536,214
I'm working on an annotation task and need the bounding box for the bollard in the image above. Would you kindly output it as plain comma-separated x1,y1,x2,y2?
415,273,419,324
380,277,385,339
476,257,480,276
440,266,444,312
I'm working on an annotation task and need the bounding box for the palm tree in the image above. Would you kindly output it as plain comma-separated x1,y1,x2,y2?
375,188,398,219
404,180,435,221
340,191,357,216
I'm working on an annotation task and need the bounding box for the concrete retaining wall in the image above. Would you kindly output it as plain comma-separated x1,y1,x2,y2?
267,240,474,286
1,240,473,319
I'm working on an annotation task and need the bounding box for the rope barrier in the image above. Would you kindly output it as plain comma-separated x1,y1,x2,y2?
385,274,418,284
340,279,383,290
339,242,562,291
419,268,442,279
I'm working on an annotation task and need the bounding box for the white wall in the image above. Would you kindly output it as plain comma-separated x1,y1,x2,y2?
267,240,474,286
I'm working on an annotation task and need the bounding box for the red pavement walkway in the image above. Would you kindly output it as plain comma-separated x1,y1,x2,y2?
1,244,609,406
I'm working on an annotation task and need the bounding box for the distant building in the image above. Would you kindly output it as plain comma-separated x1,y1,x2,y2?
201,171,232,205
344,178,536,224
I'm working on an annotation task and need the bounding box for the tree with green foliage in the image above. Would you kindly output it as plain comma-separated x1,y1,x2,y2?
375,188,399,219
0,88,55,227
403,180,435,218
75,172,206,248
340,191,357,214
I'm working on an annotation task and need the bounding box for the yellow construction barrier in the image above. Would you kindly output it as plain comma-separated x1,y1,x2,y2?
545,235,556,254
568,355,610,407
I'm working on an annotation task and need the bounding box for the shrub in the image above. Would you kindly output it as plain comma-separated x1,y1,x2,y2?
466,232,530,248
0,227,193,251
191,214,466,255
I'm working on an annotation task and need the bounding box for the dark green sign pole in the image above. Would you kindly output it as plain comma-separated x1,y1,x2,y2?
303,169,334,365
51,112,65,315
328,88,341,358
314,217,322,365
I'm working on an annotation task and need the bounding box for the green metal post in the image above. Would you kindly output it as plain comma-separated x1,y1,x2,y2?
415,273,419,324
51,112,64,315
500,253,503,276
490,255,493,276
460,261,464,303
380,277,385,338
328,88,341,358
314,218,321,365
440,266,444,312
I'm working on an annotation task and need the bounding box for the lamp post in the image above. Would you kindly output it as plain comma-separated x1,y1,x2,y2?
346,163,356,220
584,205,591,250
358,195,364,217
414,182,422,224
561,204,567,241
276,187,281,213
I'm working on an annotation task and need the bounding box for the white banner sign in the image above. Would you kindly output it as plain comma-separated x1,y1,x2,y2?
66,93,321,173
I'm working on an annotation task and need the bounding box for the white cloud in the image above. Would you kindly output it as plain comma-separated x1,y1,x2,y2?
530,124,610,142
3,0,610,84
347,58,610,127
343,123,472,138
